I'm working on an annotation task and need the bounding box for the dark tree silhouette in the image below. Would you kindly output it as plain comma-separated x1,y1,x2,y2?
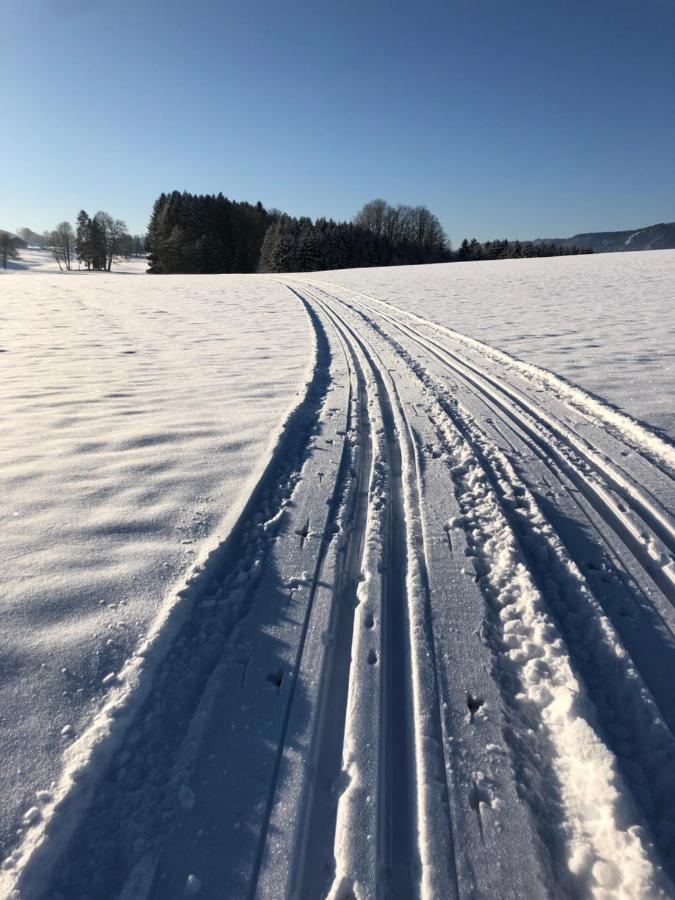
0,231,19,268
146,192,272,274
76,211,93,269
144,191,590,274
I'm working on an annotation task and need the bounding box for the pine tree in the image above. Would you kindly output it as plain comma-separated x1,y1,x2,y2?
468,238,482,260
458,238,470,261
89,215,107,270
75,210,92,269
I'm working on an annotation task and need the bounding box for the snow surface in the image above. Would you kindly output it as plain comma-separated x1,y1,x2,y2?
0,268,311,862
1,249,674,899
310,249,675,441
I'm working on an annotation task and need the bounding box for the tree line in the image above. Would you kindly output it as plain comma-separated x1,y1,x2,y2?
146,193,451,274
7,196,591,275
146,192,591,274
260,201,448,273
456,237,592,261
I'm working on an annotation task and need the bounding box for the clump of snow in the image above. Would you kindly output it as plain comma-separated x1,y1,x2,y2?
185,872,202,893
21,809,41,828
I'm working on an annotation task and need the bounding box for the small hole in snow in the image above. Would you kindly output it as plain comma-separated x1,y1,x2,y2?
266,670,283,688
367,649,378,665
467,693,484,721
364,613,374,629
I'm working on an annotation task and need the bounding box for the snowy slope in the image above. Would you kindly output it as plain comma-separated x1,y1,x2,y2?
311,249,675,441
0,272,311,875
555,222,675,253
2,253,675,899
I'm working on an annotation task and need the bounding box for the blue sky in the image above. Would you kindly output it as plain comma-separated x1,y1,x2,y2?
3,0,674,242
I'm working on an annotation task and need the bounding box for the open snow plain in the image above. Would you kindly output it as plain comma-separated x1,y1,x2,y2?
1,250,675,899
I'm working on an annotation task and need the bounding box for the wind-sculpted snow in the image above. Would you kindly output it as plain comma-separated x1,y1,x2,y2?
2,258,675,899
0,273,311,881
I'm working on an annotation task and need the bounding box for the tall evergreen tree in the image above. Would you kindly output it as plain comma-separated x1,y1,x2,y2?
89,214,107,270
75,210,93,269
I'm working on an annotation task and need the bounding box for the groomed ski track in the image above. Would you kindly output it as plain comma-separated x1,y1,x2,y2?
4,278,675,899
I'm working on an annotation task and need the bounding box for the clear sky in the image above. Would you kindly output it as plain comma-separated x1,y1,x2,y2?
3,0,674,243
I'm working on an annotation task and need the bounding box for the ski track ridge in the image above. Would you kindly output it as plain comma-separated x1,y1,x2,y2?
307,292,419,899
320,285,675,598
298,279,675,897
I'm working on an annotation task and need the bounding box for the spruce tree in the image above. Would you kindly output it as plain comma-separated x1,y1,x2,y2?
75,210,92,269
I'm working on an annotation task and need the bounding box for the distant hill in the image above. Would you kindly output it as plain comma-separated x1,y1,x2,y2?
546,222,675,253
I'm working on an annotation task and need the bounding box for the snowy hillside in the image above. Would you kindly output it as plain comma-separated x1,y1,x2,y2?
1,251,675,899
553,222,675,253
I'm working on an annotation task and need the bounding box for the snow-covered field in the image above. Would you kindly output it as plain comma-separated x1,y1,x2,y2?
0,263,311,887
1,250,674,899
1,247,146,275
312,250,675,441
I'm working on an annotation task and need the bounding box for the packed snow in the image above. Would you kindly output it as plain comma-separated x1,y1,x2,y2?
1,249,674,899
311,249,675,441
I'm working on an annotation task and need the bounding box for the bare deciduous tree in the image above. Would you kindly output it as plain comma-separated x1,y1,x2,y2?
353,198,389,237
94,211,129,270
48,222,75,271
355,198,447,253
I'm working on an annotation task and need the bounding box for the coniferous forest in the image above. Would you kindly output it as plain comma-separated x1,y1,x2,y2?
145,192,592,274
